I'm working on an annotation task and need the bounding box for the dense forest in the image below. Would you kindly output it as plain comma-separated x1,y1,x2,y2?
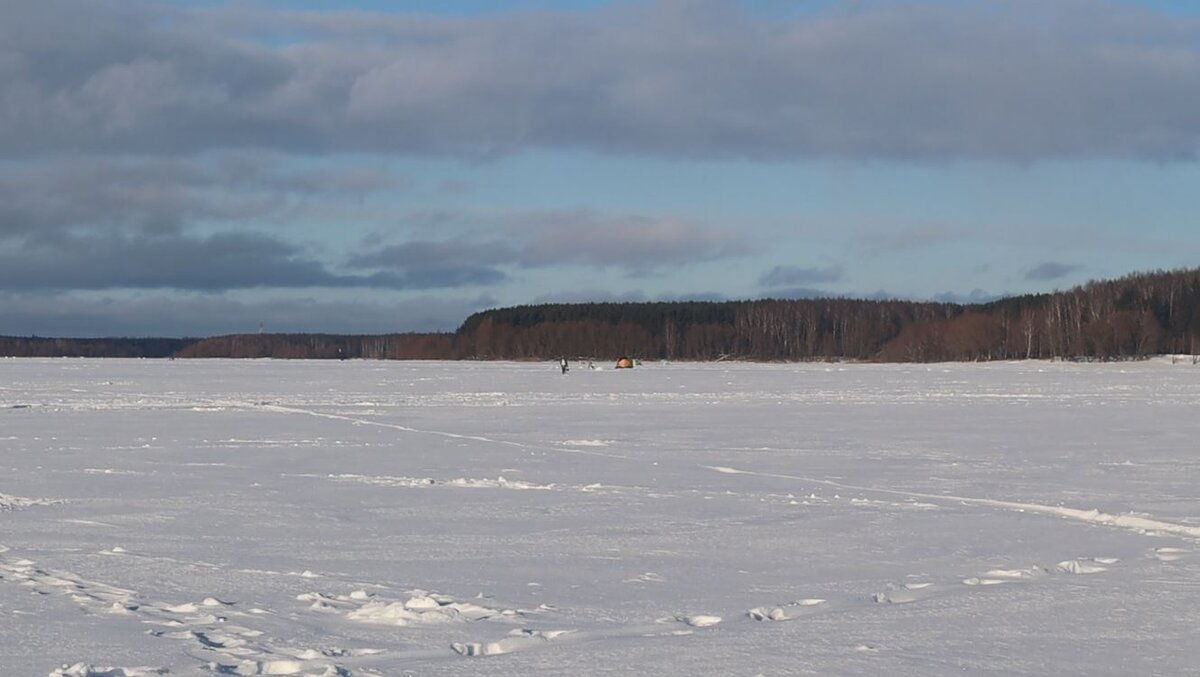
4,268,1200,362
454,268,1200,362
173,332,456,360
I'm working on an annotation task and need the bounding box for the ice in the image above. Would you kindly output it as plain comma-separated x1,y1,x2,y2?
2,358,1199,675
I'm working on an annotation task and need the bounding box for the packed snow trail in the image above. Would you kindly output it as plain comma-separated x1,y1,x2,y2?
250,402,637,461
704,465,1200,539
246,400,1200,542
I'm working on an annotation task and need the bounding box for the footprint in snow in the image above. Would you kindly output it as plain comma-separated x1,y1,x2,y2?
873,581,936,605
747,598,826,621
51,664,169,677
963,566,1047,586
676,614,722,627
1153,547,1192,563
452,629,574,657
1056,557,1117,575
1,553,354,676
649,613,723,630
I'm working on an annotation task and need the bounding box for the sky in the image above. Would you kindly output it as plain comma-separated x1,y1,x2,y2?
3,0,1200,337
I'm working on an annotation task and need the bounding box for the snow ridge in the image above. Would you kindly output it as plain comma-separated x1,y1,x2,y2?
0,492,62,511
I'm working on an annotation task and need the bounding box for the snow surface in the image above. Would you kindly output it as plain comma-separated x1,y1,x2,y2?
2,357,1199,675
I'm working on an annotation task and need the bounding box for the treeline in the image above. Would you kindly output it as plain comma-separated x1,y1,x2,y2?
0,336,197,358
174,333,457,360
458,268,1200,362
0,332,459,360
4,268,1200,362
457,299,955,360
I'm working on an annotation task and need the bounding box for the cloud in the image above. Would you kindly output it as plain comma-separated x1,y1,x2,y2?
531,289,650,304
5,0,1200,161
0,291,496,337
214,155,402,198
347,238,512,287
0,156,506,295
0,155,400,236
0,232,493,292
353,210,748,276
350,238,515,269
758,287,835,300
510,211,748,271
930,289,1003,304
530,289,731,304
848,288,1002,304
1,171,739,291
654,291,729,302
1025,261,1081,281
758,264,843,288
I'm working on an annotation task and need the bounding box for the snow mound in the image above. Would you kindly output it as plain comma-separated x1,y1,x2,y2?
299,589,523,627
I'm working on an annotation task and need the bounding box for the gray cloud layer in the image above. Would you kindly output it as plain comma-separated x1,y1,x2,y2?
0,292,496,337
353,210,748,280
0,178,743,291
0,155,501,293
511,211,747,270
0,155,398,237
0,232,414,291
5,0,1200,161
1025,261,1081,281
759,264,844,288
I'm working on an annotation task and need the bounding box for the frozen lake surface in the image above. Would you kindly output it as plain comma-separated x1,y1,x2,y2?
2,358,1199,676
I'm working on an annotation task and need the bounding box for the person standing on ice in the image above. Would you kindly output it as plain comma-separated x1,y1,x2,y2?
560,357,569,374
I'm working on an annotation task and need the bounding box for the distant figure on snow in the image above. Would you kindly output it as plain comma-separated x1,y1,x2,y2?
560,357,569,374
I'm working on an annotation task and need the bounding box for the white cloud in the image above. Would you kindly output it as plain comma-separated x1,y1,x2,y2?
4,0,1200,161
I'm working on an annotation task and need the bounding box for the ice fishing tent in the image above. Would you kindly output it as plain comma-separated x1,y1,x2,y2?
615,357,634,369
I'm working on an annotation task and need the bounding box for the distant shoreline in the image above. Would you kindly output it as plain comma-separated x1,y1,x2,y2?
5,267,1200,363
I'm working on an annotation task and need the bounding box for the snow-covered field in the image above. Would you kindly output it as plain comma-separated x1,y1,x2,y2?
2,358,1199,676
